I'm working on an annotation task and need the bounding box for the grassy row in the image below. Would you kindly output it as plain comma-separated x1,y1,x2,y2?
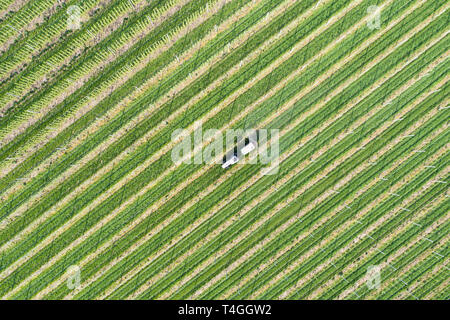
0,0,324,296
430,278,450,300
373,219,449,299
0,0,17,14
285,170,448,300
253,163,449,299
0,0,248,217
30,4,446,300
44,0,418,300
202,60,448,300
163,116,448,299
0,0,282,208
4,0,446,300
0,0,60,47
95,3,449,299
107,28,449,300
0,0,331,257
0,0,283,227
407,252,449,300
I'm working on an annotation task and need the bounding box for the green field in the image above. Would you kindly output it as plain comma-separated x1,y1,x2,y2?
0,0,448,300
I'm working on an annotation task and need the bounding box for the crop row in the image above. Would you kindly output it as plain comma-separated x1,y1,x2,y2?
407,251,449,300
220,119,449,300
2,0,447,300
101,23,450,299
129,4,449,298
5,0,400,298
0,0,316,292
284,165,449,299
0,0,153,111
374,218,449,299
0,0,248,216
0,0,183,135
0,0,330,258
0,0,60,49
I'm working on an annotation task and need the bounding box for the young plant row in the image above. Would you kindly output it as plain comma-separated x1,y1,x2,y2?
212,119,449,300
285,166,449,299
134,2,450,298
0,0,181,131
0,0,60,49
374,218,449,299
